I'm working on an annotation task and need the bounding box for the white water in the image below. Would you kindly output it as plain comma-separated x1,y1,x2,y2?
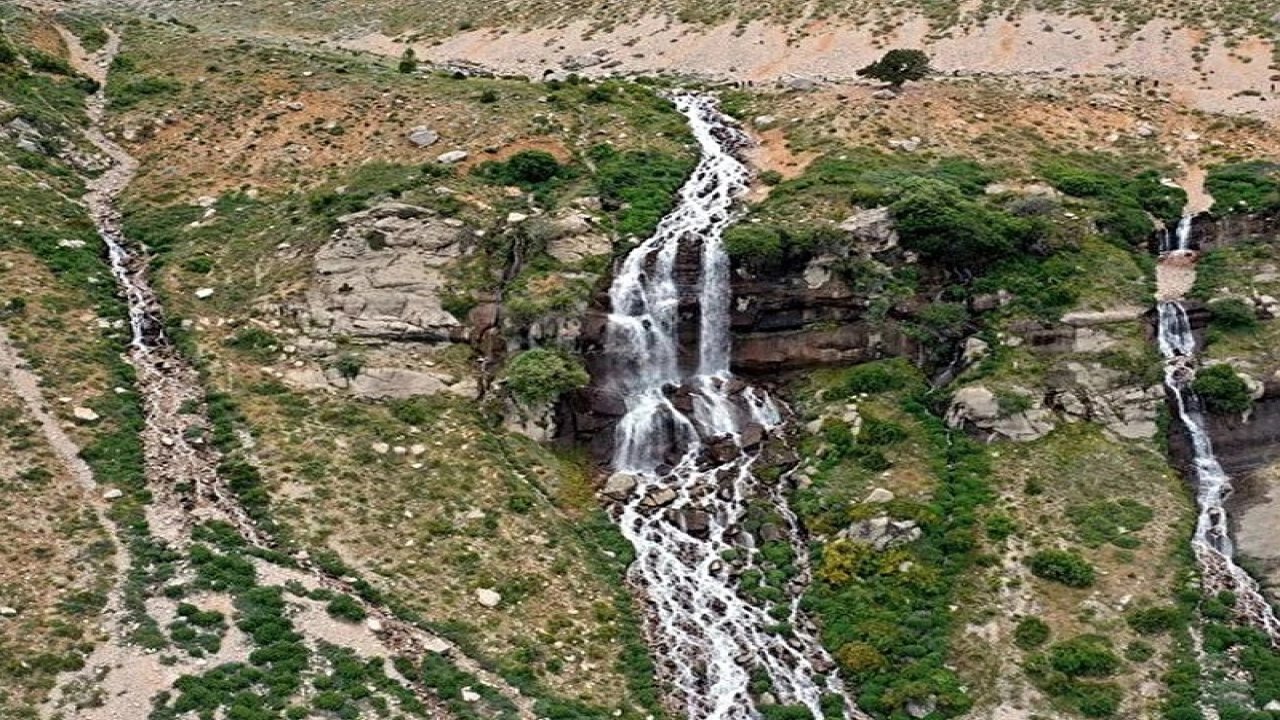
605,94,856,719
1156,220,1280,644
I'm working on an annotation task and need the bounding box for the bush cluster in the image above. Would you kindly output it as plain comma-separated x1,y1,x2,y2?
1191,364,1252,414
1027,549,1096,588
502,348,590,407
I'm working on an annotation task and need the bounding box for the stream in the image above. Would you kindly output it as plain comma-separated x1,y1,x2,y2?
604,94,860,720
1155,218,1280,644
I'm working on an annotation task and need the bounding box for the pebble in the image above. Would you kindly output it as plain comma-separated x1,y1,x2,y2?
72,406,100,422
475,588,501,608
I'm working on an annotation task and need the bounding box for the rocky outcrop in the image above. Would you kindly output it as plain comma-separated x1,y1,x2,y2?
302,203,472,341
1184,210,1279,253
946,385,1057,442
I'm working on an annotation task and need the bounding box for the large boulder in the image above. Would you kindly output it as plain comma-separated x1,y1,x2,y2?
946,385,1056,442
303,203,469,341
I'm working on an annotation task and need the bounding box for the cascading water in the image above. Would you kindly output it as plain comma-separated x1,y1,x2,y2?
1156,221,1280,645
604,94,858,719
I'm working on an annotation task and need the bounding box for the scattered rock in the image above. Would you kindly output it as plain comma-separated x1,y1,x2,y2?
0,607,16,617
887,137,922,152
962,337,990,365
506,212,529,224
407,127,440,147
753,115,776,128
864,487,895,504
871,89,897,100
194,287,215,299
436,150,469,164
475,588,501,608
461,687,482,703
72,406,100,422
370,442,390,455
102,488,124,500
366,618,384,632
641,487,678,508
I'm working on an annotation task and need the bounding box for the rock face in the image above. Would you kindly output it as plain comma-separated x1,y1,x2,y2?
731,207,918,373
1161,209,1279,254
303,203,468,341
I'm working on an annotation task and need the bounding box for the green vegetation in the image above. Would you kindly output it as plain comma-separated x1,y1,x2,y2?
1205,162,1280,214
1065,498,1153,548
856,48,931,88
800,361,989,718
502,348,590,406
1206,297,1258,333
1191,364,1252,414
1026,636,1124,717
1036,157,1185,245
1125,605,1184,635
1014,617,1051,649
398,47,417,73
325,594,367,623
475,150,566,188
589,144,695,237
1027,549,1096,588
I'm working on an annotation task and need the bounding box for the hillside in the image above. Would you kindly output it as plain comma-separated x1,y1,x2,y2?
2,1,1280,720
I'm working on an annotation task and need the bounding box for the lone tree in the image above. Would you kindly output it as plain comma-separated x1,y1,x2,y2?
857,48,931,88
397,47,417,74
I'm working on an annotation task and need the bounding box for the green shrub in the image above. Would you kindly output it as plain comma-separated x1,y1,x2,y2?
1027,549,1095,587
397,47,416,73
325,594,367,623
1207,298,1258,332
1124,641,1155,662
1191,364,1252,414
837,358,919,395
889,177,1043,269
502,348,589,406
985,513,1016,541
332,353,364,380
723,224,783,270
859,416,908,445
1014,617,1050,649
475,150,563,187
1048,635,1121,678
1125,605,1184,635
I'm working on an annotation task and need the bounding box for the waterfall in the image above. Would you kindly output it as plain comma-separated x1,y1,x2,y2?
604,94,855,719
1155,224,1280,644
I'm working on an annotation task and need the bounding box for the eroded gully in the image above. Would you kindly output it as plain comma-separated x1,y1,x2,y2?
50,23,535,720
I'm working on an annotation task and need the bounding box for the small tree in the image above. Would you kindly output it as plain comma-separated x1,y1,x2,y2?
503,349,589,406
397,47,417,74
857,49,931,88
